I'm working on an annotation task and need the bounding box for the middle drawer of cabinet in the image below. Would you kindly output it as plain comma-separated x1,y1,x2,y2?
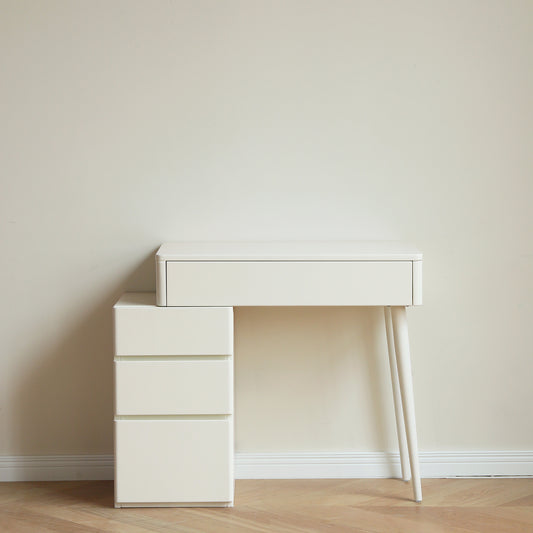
115,359,232,415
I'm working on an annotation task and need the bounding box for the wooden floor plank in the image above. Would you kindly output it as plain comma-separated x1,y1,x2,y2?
1,479,533,532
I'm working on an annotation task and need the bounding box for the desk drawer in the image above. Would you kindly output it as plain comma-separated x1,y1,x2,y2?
165,261,413,306
115,359,232,415
114,306,233,356
115,419,233,504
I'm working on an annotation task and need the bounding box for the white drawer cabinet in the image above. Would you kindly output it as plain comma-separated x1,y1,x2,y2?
113,293,234,508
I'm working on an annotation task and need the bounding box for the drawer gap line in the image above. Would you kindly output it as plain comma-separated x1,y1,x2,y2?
115,415,230,421
115,355,231,361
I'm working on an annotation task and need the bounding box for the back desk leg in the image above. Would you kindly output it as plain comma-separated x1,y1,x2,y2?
384,306,411,482
391,306,422,503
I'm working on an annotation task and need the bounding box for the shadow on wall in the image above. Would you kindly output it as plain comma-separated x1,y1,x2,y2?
234,306,396,452
10,250,398,460
10,249,157,457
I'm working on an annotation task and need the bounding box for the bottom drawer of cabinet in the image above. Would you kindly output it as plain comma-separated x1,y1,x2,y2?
115,419,233,505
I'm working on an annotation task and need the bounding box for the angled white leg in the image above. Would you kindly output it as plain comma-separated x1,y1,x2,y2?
391,306,422,503
384,306,410,482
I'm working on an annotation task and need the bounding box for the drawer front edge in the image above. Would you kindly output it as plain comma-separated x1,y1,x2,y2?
114,306,234,356
115,419,233,504
115,359,233,415
165,261,413,306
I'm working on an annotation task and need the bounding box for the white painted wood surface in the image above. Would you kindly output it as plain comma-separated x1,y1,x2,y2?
115,419,233,505
412,261,423,305
114,295,233,355
157,241,422,261
115,359,233,415
165,261,413,306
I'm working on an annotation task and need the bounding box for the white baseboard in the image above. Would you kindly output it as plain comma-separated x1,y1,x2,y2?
235,451,533,479
1,451,532,482
0,455,114,482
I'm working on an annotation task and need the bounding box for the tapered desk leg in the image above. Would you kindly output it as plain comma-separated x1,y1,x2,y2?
384,306,410,482
391,306,422,503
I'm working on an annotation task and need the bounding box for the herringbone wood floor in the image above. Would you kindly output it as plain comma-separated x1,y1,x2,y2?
1,479,533,532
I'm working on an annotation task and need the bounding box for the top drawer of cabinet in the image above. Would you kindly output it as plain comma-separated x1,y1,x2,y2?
114,293,233,356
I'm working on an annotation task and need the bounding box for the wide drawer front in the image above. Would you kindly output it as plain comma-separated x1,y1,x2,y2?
115,359,233,415
165,261,413,306
115,419,233,504
114,306,233,356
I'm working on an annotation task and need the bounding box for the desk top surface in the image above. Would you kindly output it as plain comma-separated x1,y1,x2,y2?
157,241,422,262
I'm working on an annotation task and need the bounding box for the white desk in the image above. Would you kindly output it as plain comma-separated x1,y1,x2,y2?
114,241,423,507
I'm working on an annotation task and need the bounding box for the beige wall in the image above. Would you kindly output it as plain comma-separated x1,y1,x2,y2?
1,0,532,456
